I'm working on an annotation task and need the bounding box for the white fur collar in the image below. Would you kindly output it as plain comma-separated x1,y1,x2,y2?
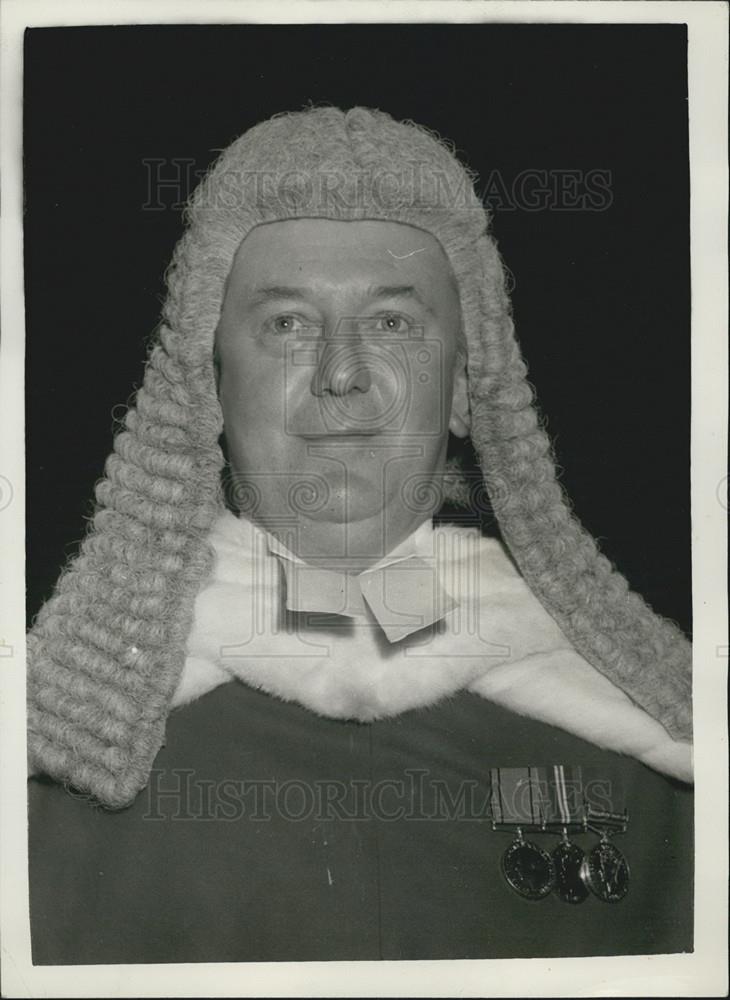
176,511,692,784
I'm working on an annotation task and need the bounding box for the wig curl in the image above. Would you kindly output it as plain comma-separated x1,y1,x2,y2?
27,106,692,809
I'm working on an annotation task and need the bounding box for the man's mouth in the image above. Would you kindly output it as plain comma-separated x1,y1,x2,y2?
299,428,382,439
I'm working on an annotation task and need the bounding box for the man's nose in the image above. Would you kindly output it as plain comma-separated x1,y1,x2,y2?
310,336,372,397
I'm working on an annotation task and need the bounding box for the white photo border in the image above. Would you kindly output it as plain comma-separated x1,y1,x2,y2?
1,2,727,997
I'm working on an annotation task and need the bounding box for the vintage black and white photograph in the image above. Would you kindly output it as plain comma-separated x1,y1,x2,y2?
1,0,727,996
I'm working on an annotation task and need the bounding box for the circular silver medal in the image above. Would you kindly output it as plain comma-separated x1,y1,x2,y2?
552,840,589,904
580,838,630,902
501,837,556,900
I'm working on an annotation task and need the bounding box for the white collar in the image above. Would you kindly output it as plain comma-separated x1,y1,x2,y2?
257,518,458,643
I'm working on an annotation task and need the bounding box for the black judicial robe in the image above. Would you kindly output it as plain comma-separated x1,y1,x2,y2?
28,682,693,964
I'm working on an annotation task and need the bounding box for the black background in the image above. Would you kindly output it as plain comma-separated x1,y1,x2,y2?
24,23,691,633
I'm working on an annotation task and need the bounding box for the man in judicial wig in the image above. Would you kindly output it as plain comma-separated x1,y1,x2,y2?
27,107,694,963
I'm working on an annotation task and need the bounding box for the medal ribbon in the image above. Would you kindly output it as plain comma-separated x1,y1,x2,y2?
490,765,584,828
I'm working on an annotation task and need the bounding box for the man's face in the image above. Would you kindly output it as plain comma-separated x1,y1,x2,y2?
216,218,467,562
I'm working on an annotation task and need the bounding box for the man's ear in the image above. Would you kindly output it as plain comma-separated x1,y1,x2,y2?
448,356,471,438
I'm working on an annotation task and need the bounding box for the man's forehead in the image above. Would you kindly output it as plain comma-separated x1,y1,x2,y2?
226,218,456,298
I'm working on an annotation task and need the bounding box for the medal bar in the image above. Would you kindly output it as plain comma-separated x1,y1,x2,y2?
489,766,630,904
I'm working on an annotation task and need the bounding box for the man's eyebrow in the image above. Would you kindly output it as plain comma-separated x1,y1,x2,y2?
366,285,436,315
245,285,313,306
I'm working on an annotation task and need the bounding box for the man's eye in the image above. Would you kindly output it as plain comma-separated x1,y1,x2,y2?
373,313,412,334
266,314,306,335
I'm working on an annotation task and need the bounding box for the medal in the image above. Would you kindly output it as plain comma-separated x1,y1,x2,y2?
490,764,631,905
580,831,630,903
551,828,588,904
501,828,556,900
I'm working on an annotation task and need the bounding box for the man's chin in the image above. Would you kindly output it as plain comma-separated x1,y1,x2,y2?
288,495,393,525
